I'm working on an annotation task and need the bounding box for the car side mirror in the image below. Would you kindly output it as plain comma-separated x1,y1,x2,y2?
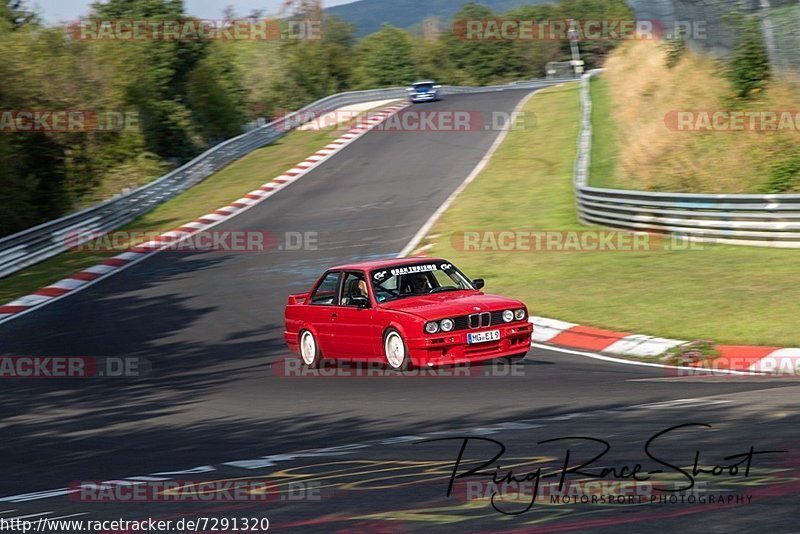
351,295,370,308
473,278,485,290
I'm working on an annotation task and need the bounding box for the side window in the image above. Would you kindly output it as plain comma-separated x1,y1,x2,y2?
310,271,341,305
341,272,369,306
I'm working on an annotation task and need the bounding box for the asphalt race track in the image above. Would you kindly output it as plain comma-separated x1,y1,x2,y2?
1,88,798,533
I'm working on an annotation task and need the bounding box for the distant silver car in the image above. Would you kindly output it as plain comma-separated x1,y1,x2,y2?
407,80,441,103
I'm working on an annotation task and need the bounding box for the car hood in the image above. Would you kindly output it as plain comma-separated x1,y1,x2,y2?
380,291,524,319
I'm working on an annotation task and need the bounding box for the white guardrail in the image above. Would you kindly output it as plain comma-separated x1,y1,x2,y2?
576,69,800,248
0,78,571,278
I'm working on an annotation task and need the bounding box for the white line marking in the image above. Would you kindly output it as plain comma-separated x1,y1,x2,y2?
176,221,206,230
198,213,226,221
7,295,50,306
630,398,732,409
215,206,238,213
603,334,685,357
398,88,542,257
530,342,765,376
48,513,88,520
49,278,87,291
5,512,52,520
112,252,143,262
82,264,116,275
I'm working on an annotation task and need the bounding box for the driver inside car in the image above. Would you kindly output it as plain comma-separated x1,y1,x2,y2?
402,273,431,295
357,279,368,297
343,276,369,305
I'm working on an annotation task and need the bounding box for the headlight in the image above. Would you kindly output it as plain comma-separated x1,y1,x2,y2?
514,308,526,321
440,318,454,332
502,310,514,323
425,321,440,334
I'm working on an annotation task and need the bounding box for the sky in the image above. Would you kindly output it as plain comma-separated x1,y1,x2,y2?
30,0,357,24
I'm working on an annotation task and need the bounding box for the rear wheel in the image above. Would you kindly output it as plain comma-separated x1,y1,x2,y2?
299,330,321,368
384,329,410,371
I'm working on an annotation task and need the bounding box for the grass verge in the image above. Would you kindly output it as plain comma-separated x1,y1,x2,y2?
0,126,350,305
425,83,800,347
587,77,619,189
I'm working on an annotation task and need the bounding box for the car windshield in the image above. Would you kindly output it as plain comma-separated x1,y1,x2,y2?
370,261,475,303
413,83,433,91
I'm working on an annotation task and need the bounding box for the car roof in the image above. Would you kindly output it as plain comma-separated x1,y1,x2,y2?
330,257,446,271
412,80,435,85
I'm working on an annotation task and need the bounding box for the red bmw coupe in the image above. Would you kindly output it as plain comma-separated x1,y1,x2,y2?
284,257,532,369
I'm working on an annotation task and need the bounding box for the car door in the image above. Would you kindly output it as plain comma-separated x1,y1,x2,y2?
305,270,342,356
330,271,379,360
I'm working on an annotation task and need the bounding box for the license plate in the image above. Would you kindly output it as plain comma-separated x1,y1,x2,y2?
467,330,500,344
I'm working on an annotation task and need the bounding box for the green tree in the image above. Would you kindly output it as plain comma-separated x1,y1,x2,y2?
555,0,634,69
437,3,521,85
505,3,563,79
89,0,244,157
186,44,246,143
725,15,770,99
353,24,415,87
0,0,38,30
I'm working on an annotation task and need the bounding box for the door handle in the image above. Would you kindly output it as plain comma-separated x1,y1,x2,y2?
331,312,338,318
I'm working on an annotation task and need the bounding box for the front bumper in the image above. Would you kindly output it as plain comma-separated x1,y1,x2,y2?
405,322,533,367
410,93,436,102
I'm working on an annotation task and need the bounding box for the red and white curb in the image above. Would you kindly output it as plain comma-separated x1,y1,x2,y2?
529,316,800,375
0,102,408,326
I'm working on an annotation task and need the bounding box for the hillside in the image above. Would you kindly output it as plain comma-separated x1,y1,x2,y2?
590,40,800,193
326,0,553,37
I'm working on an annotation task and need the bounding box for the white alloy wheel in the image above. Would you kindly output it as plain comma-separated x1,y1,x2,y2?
300,330,320,367
384,329,408,370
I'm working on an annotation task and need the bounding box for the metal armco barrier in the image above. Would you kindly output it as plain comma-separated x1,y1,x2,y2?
0,78,570,278
575,70,800,248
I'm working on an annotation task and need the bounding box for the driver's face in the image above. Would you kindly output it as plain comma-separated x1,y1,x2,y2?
411,276,427,291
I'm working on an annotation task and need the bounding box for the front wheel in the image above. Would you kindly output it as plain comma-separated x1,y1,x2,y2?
299,330,322,368
384,328,410,371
